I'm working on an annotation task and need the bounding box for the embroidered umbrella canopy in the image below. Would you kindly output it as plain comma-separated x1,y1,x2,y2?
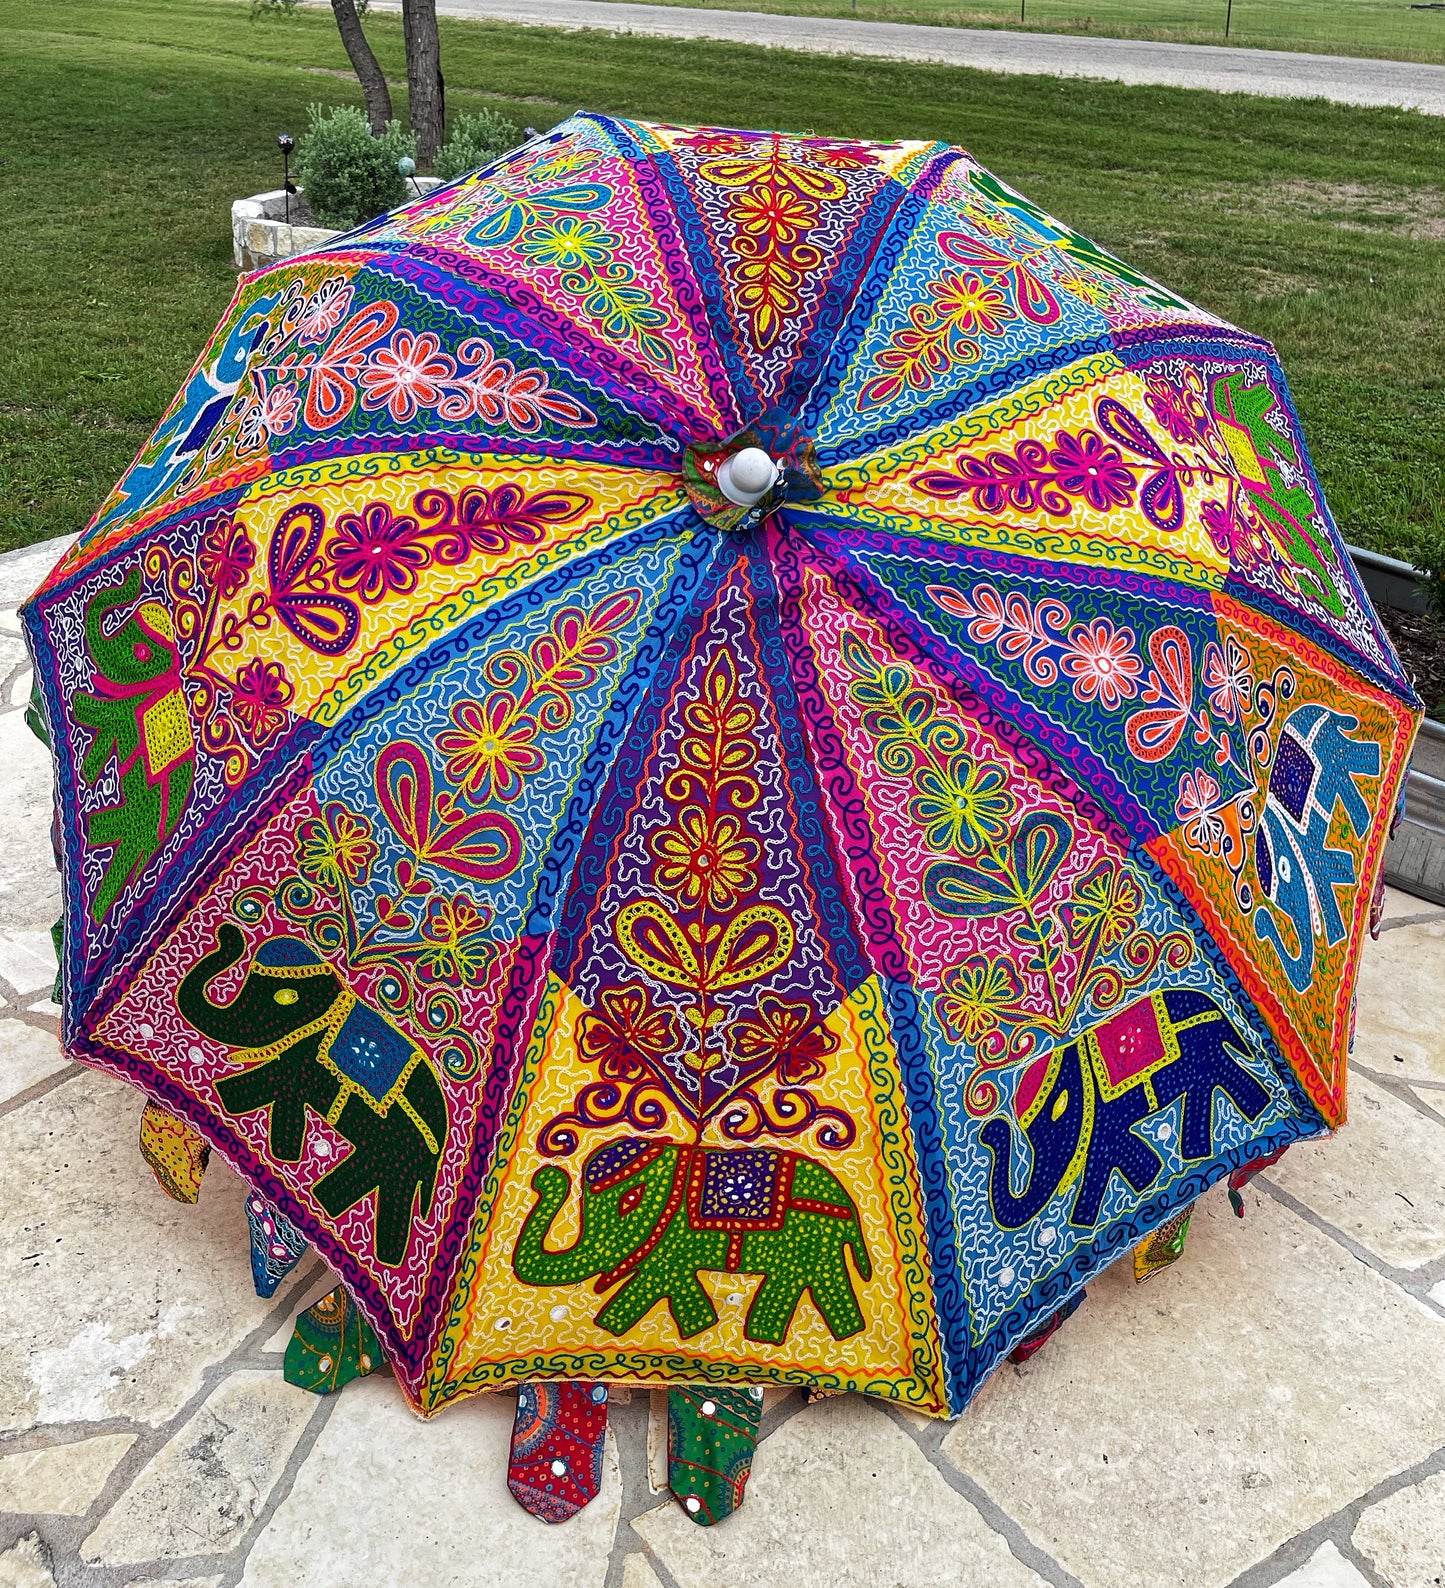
24,114,1417,1516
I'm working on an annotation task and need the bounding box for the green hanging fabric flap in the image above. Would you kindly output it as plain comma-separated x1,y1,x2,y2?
284,1284,383,1395
668,1385,763,1526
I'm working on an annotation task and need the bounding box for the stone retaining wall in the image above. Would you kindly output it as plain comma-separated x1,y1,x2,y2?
231,178,445,270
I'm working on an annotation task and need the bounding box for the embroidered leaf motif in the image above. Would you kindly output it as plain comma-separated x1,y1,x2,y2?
267,502,360,656
376,743,523,883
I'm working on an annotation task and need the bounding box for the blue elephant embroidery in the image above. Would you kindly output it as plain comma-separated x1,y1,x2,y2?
980,988,1270,1230
88,292,278,537
1252,703,1381,994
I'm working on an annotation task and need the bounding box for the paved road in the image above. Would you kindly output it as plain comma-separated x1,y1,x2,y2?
383,0,1445,114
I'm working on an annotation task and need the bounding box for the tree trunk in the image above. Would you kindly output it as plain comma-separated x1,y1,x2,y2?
328,0,392,135
401,0,445,165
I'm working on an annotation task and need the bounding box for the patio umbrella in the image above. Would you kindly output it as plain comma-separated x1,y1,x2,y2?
24,113,1418,1508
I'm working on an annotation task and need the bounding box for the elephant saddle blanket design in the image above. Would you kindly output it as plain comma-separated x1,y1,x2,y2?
22,113,1419,1425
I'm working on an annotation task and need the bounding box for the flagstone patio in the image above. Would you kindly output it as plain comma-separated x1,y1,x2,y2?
1,535,1442,1588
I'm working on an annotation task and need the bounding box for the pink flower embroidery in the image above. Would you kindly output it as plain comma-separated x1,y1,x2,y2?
1048,431,1136,512
230,658,294,744
1201,497,1272,570
258,383,300,439
359,330,454,423
436,338,595,431
1201,636,1252,725
1062,618,1143,708
200,516,255,599
1177,767,1226,855
1143,372,1209,444
233,392,268,454
329,501,429,602
439,695,543,803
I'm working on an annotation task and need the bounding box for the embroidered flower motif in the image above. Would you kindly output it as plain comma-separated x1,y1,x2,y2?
680,130,753,156
1048,430,1136,512
1062,618,1143,708
296,278,354,344
650,807,760,911
964,203,1018,243
579,985,681,1079
1201,497,1272,570
1053,267,1112,307
435,338,596,431
359,330,453,423
1062,862,1142,949
233,392,269,454
328,501,429,603
798,137,879,170
931,270,1013,337
518,216,617,271
1201,636,1252,725
937,956,1024,1043
909,757,1016,855
1177,768,1227,855
1144,371,1209,444
297,803,378,893
732,181,817,247
731,995,837,1082
917,425,1143,520
200,516,255,599
416,894,494,986
257,383,300,439
438,695,543,803
229,657,293,744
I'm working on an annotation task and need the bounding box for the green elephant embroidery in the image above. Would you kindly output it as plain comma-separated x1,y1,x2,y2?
513,1136,873,1345
72,569,196,922
177,925,447,1266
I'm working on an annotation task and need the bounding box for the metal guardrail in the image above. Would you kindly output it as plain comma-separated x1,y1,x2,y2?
1348,543,1430,617
1346,543,1445,906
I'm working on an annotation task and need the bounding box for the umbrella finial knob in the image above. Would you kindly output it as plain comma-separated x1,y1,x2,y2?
717,447,778,507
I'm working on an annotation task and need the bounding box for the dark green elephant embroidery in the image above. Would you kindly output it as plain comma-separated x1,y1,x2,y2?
72,569,196,922
177,925,447,1266
513,1136,873,1345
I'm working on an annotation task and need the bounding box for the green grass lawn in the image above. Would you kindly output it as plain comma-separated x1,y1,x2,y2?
593,0,1445,67
4,0,1444,597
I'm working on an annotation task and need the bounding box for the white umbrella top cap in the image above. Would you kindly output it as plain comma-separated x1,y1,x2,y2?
717,446,779,507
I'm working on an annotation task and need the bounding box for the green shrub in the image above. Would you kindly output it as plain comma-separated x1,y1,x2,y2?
433,110,523,181
296,103,414,231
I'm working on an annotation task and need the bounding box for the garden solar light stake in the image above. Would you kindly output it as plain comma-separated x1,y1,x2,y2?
277,131,296,228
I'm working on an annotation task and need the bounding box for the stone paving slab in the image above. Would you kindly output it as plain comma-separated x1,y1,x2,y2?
0,1025,68,1109
940,1189,1445,1588
1353,919,1445,1085
1273,1542,1373,1588
235,1377,623,1588
80,1372,319,1566
0,1070,312,1436
0,1534,56,1588
1353,1471,1445,1587
635,1395,1050,1588
1267,1071,1445,1269
0,1435,135,1518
